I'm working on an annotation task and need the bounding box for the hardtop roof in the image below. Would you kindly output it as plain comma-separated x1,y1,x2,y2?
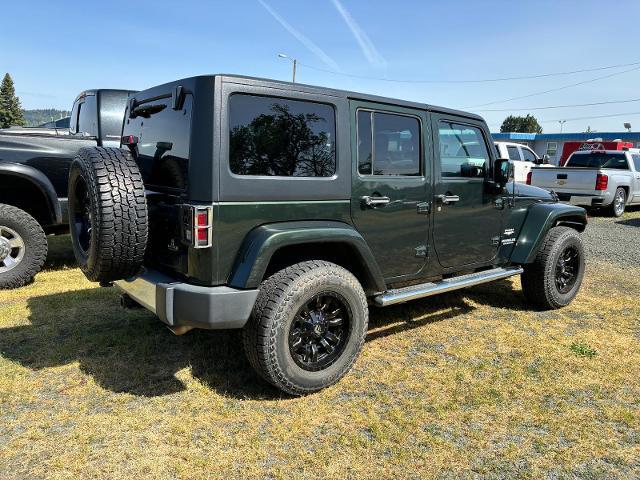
132,74,485,123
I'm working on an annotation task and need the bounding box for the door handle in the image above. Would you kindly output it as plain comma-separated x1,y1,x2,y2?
435,194,460,205
361,195,390,207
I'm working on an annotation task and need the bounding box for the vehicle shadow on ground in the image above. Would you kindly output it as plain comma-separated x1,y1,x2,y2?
43,234,77,271
0,279,525,400
616,217,640,227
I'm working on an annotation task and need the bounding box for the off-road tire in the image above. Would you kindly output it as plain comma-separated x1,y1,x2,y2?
521,226,585,310
0,204,47,289
608,187,626,217
243,261,368,396
68,147,147,282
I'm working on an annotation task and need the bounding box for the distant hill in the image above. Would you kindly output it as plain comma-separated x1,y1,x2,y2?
23,109,71,127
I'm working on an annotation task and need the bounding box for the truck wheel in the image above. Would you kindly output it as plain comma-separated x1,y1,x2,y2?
608,187,626,217
243,260,368,396
521,226,585,310
68,147,148,283
0,204,47,289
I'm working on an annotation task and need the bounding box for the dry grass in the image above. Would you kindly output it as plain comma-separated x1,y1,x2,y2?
1,229,639,479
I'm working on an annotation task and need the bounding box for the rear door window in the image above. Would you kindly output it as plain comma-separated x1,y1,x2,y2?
229,94,336,177
507,146,521,161
438,122,489,178
632,154,640,171
357,110,421,176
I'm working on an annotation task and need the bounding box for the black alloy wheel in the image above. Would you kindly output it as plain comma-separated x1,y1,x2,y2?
288,292,352,372
554,246,580,294
71,175,92,254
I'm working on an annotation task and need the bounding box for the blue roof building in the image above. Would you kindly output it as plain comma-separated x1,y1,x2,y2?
491,131,640,165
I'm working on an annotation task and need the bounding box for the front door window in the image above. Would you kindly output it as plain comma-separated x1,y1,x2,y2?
432,120,502,268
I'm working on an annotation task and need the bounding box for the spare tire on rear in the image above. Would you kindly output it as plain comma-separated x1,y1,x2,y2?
68,147,148,282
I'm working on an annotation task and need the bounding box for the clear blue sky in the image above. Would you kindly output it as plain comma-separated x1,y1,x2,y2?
4,0,640,133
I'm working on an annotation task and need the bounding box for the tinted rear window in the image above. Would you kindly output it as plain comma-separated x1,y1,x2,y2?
566,153,629,169
127,95,192,192
229,94,336,177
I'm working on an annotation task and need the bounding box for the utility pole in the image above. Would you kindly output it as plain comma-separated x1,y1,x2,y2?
278,53,297,83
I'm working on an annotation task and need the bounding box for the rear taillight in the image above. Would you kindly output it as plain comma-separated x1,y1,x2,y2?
182,205,213,248
526,171,532,185
595,173,608,191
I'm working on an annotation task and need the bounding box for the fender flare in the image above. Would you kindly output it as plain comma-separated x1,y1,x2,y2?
0,162,61,224
227,220,386,292
510,202,587,264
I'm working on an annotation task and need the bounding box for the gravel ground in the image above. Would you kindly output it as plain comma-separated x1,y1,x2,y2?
581,206,640,268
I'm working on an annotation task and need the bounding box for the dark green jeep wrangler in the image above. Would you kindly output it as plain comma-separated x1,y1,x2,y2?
68,75,587,395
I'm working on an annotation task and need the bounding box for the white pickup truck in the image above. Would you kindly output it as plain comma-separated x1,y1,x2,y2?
494,141,550,183
528,148,640,216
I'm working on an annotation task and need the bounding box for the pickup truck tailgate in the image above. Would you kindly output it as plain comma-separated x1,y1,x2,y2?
530,167,597,192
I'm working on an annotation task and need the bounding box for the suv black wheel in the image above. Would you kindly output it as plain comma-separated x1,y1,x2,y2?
68,147,148,282
521,226,585,310
0,204,47,289
243,260,368,396
609,187,626,217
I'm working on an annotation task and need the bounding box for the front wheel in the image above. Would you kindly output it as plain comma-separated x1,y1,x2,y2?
243,260,368,396
0,204,48,289
521,226,585,310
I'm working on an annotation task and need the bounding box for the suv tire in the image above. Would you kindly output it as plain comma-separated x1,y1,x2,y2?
521,226,585,310
243,260,368,395
0,203,47,289
608,187,626,217
68,147,148,283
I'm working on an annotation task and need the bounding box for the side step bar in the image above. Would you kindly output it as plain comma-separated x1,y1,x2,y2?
374,266,524,307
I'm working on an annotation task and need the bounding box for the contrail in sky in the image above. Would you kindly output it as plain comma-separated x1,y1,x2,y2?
331,0,387,69
257,0,340,71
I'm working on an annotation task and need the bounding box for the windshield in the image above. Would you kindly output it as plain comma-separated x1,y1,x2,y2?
566,153,629,169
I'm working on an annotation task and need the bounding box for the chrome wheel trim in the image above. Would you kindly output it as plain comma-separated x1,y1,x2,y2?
614,190,625,215
0,225,26,274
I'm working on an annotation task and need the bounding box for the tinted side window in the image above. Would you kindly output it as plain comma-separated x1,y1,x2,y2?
507,146,521,161
632,154,640,171
229,94,336,177
357,110,373,175
77,95,97,135
69,102,80,133
438,122,489,178
521,147,537,162
358,111,421,176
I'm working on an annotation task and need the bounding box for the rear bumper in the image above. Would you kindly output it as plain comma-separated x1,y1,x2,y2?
114,269,259,330
555,191,613,207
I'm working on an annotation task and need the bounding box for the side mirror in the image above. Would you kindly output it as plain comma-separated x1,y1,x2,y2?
494,158,513,186
542,154,550,164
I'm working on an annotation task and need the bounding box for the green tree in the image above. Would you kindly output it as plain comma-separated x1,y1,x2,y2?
500,114,542,134
0,73,26,128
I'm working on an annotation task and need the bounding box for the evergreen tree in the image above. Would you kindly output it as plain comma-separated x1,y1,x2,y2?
0,73,26,128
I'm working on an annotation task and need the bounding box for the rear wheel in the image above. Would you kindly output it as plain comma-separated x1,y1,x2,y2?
521,226,585,310
608,187,626,217
243,261,368,395
0,204,47,289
